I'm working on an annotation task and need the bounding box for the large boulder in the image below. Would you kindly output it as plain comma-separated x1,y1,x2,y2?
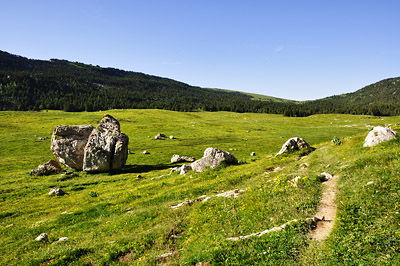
363,126,397,147
51,125,94,170
83,115,129,172
191,148,238,173
276,137,310,155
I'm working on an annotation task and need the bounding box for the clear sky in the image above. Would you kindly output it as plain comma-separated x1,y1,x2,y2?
1,0,399,100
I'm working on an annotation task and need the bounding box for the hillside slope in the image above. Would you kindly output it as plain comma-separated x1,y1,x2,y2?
284,77,400,116
0,51,287,113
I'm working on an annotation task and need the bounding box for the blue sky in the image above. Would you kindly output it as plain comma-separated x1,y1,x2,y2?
1,0,399,100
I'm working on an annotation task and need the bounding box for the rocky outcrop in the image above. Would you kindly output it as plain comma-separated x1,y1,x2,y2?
83,115,129,172
51,125,94,170
51,115,129,173
276,137,310,155
30,160,61,176
191,147,238,173
363,126,397,147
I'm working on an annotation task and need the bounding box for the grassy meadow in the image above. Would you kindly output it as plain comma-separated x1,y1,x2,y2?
1,110,400,265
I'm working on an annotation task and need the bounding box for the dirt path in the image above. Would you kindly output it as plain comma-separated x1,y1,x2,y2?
310,174,339,241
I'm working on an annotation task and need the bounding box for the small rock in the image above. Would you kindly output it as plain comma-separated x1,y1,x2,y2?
171,154,196,163
155,133,166,140
180,164,192,175
35,233,48,242
169,135,175,139
300,163,308,169
365,181,374,186
49,188,66,196
52,237,68,244
276,137,310,155
250,152,256,156
191,147,238,173
136,175,143,179
30,160,61,176
142,150,150,155
320,172,333,181
38,137,45,140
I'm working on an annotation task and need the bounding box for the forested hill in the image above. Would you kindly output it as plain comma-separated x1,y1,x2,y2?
0,50,287,113
282,77,400,117
0,50,399,116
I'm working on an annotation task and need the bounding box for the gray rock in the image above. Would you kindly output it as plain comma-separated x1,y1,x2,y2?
30,160,61,176
180,164,192,175
83,115,129,172
35,233,48,242
363,126,397,147
171,154,196,163
191,148,238,173
51,125,94,170
276,137,310,155
250,152,256,156
49,188,66,196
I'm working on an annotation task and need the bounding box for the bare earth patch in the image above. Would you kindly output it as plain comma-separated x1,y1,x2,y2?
310,174,339,241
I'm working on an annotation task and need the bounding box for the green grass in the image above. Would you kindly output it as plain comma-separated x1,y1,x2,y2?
0,110,399,265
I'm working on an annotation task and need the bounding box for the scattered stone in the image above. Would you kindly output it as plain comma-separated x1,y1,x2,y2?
49,188,66,196
191,147,238,173
180,164,192,175
51,125,94,170
142,150,150,155
276,137,310,155
247,130,251,133
156,252,175,259
169,135,175,139
227,217,317,241
38,137,45,140
320,172,333,182
300,163,309,169
83,115,129,172
35,233,48,242
136,175,143,179
171,154,196,163
30,160,61,176
365,181,374,186
363,126,397,147
170,189,245,209
155,133,166,140
151,175,165,180
289,176,302,187
52,237,68,244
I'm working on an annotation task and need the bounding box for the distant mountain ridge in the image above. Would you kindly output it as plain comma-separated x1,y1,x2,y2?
0,50,399,116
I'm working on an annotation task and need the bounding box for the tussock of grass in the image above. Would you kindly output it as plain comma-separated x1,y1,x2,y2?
0,110,399,265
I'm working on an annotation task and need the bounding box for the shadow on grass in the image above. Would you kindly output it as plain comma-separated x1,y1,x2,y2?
111,163,178,175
